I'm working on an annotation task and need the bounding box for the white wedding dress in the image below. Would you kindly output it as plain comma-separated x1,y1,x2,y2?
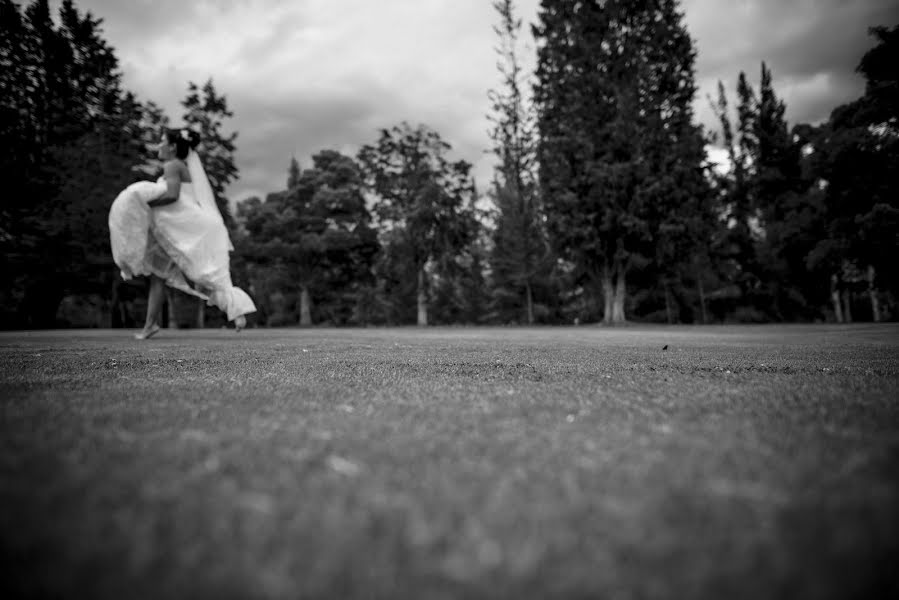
108,151,256,322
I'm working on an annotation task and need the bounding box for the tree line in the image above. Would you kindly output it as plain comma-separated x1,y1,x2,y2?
1,0,895,329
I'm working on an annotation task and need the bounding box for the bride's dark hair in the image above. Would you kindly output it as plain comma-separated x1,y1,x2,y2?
164,128,201,160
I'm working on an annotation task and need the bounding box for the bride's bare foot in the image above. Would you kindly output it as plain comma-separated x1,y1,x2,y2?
134,324,160,340
234,315,246,332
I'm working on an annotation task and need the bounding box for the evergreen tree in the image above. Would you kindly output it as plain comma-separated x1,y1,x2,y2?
287,155,301,189
0,0,36,324
181,79,239,228
487,0,548,324
178,79,240,327
712,65,808,320
730,72,763,302
0,0,145,328
752,64,810,319
533,0,708,324
133,100,170,177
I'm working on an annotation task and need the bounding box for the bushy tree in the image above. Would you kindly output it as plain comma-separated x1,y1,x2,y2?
712,26,899,323
239,150,379,325
358,123,480,326
804,26,899,322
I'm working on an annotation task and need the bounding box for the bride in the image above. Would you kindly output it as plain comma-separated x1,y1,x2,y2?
109,127,256,339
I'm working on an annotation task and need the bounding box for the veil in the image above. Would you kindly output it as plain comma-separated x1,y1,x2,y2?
186,150,234,250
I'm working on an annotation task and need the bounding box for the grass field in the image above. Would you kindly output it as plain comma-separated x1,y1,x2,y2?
1,325,897,599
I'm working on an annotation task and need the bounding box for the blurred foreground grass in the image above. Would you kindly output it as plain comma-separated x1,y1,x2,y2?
1,325,897,599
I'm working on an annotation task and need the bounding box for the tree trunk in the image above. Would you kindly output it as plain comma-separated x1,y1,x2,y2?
611,270,626,324
697,278,708,325
417,267,428,326
299,285,312,326
868,265,881,323
842,290,853,324
525,280,534,325
831,274,844,323
601,269,614,325
163,290,176,328
664,282,673,324
196,298,205,329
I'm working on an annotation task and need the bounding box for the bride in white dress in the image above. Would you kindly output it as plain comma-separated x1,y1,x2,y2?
108,128,256,339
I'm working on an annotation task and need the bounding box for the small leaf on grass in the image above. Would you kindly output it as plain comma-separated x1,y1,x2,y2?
327,455,361,477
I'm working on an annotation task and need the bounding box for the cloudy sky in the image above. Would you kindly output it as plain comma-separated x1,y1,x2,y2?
50,0,899,202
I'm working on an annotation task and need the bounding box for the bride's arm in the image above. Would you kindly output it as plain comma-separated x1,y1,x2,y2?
147,161,182,208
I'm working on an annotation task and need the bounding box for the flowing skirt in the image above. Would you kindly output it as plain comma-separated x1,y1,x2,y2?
109,180,256,321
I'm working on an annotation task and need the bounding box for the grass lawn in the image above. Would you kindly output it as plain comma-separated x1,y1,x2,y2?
1,324,897,599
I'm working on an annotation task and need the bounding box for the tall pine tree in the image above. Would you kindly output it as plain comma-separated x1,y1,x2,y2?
287,155,301,189
713,64,816,321
533,0,707,323
0,0,147,327
181,79,239,228
487,0,548,324
179,79,240,327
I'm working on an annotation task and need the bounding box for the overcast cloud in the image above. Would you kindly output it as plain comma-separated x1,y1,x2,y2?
49,0,899,203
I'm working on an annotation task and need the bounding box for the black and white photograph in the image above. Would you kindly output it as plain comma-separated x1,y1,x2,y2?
1,0,898,597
